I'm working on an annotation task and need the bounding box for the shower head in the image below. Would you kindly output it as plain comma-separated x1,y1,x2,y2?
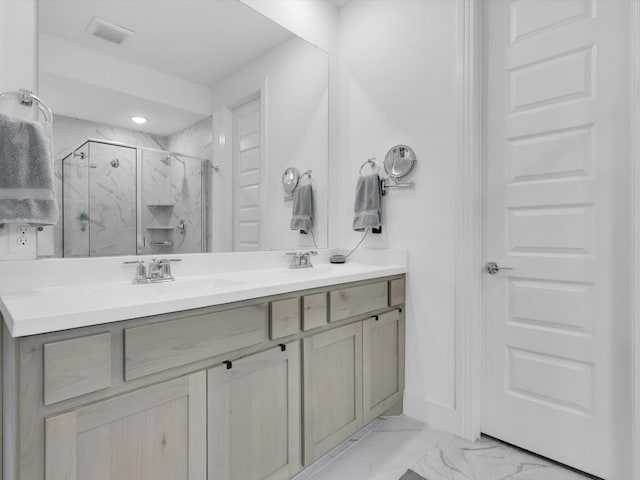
163,153,185,166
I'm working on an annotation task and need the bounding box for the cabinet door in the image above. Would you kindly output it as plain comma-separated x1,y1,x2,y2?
208,342,301,480
363,309,404,424
45,371,207,480
302,322,363,465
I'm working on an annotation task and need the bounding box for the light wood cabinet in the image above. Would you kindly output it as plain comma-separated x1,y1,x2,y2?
124,304,267,380
302,322,363,465
363,309,405,424
4,274,405,480
43,332,112,405
330,281,388,322
208,342,301,480
302,293,327,331
270,298,300,340
44,371,207,480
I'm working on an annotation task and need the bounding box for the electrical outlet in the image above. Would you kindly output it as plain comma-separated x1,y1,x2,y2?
8,224,37,256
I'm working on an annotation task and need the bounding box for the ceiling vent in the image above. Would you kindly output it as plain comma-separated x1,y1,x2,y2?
85,17,134,45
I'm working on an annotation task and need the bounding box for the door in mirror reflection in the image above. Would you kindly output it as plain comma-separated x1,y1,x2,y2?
232,95,262,251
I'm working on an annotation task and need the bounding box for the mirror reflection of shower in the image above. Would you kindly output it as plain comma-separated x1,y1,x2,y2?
61,139,207,257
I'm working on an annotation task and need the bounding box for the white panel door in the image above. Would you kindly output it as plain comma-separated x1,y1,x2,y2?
232,97,261,251
483,1,630,478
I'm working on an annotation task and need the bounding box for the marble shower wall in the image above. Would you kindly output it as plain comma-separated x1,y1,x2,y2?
52,114,212,257
162,116,213,254
141,150,203,255
52,114,167,257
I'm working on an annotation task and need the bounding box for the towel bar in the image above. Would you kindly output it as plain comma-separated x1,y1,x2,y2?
0,89,53,124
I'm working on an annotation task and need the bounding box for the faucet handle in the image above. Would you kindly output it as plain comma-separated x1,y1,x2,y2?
123,260,147,283
157,258,181,279
157,258,182,263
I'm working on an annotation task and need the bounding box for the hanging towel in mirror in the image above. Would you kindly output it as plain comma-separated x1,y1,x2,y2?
353,173,381,231
290,184,313,234
0,113,58,225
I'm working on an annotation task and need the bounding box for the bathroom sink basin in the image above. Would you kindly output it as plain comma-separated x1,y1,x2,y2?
89,276,245,300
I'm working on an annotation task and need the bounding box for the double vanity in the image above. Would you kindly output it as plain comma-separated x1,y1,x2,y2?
0,250,407,480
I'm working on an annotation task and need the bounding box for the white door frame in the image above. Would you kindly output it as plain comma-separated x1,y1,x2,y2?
457,1,639,478
631,2,640,479
454,0,483,442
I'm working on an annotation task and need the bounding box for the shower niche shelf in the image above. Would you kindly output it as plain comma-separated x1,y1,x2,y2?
146,204,176,208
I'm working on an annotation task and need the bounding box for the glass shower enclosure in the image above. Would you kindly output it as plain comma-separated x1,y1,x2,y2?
61,139,208,257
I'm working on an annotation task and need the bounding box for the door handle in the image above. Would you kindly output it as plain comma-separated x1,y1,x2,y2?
485,261,513,275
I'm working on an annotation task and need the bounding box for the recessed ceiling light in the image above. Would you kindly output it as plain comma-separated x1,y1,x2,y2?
131,116,147,124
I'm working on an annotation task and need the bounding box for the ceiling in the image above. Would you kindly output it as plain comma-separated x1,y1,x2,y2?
38,0,295,87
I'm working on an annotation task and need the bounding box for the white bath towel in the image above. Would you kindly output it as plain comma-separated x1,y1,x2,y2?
0,113,58,225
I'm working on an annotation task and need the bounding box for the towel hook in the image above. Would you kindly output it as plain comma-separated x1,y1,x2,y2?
0,89,53,124
359,158,379,176
300,170,313,185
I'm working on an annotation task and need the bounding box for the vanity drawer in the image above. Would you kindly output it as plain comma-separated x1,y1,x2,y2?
124,304,268,380
302,292,328,331
329,281,388,322
389,278,405,306
270,297,300,339
44,332,112,406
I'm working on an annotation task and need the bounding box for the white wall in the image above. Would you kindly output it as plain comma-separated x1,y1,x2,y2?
0,0,41,260
209,36,329,252
336,0,461,431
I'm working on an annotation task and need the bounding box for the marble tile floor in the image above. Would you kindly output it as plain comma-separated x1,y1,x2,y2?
294,415,595,480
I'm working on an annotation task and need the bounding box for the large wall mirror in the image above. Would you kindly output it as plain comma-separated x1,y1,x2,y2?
38,0,329,257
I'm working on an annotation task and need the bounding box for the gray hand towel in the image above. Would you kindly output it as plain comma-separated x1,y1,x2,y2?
0,113,59,225
353,173,381,231
290,184,313,233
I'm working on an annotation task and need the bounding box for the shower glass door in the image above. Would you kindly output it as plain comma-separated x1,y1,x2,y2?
62,142,90,257
88,142,137,256
62,141,137,257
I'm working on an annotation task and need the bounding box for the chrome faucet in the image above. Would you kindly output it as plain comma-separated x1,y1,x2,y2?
124,258,181,284
287,251,318,269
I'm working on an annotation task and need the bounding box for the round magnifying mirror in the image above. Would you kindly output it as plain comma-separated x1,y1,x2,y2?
384,145,417,180
282,167,300,196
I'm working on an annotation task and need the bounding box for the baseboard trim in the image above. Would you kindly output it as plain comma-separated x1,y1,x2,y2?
403,394,458,434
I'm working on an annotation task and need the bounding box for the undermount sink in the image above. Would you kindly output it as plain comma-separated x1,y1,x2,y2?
90,276,245,299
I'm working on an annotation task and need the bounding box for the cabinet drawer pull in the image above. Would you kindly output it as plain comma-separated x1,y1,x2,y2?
374,315,379,321
279,343,287,352
223,360,233,370
398,308,403,313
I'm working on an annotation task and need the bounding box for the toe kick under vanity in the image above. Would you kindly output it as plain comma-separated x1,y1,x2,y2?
0,252,406,480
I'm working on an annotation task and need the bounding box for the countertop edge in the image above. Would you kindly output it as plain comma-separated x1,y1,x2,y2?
6,265,407,337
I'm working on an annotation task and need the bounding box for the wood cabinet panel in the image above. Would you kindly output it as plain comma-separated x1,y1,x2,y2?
43,332,111,405
329,282,388,322
389,278,405,307
208,343,301,480
124,304,267,380
270,297,300,340
302,323,363,465
363,309,404,424
302,293,327,331
45,371,206,480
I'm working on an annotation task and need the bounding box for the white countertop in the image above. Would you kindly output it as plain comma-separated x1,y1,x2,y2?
0,249,407,337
